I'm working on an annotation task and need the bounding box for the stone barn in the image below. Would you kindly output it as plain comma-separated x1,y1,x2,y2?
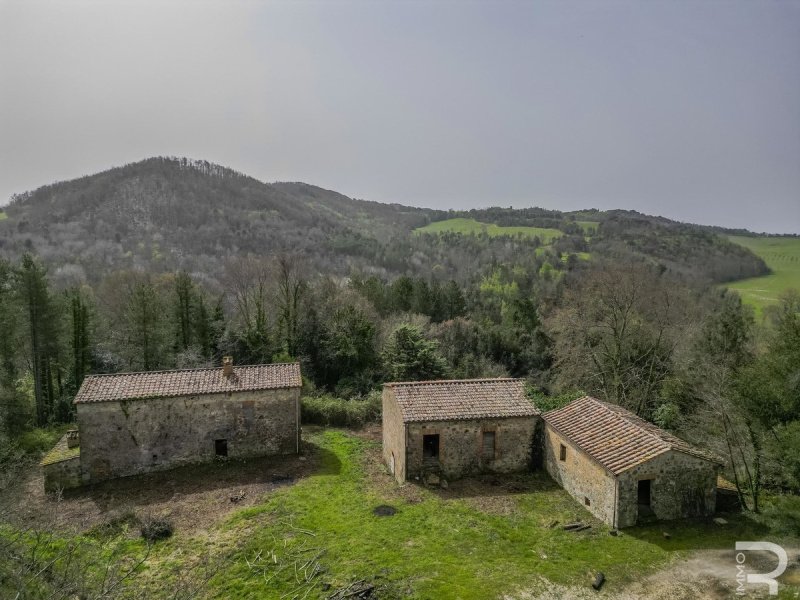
542,396,722,528
42,359,302,491
382,378,540,483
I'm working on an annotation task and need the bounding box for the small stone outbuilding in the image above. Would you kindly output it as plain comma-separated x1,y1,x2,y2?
382,378,540,483
43,359,302,491
542,396,722,528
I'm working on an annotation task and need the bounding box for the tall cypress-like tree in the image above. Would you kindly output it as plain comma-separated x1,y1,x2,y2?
125,278,165,371
174,271,194,351
0,259,26,431
16,254,61,426
69,287,91,392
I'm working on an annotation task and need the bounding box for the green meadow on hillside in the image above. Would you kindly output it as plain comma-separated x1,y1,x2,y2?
726,235,800,314
0,211,7,221
416,218,564,244
5,430,799,599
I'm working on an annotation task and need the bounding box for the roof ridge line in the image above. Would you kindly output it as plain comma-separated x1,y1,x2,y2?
384,377,522,387
85,362,301,378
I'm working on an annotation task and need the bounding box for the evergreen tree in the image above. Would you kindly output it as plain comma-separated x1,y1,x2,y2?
124,278,166,371
382,324,448,382
69,287,91,393
174,271,194,351
16,254,61,426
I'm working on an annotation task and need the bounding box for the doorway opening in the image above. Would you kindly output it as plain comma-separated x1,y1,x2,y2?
215,439,228,457
422,434,440,463
638,479,652,506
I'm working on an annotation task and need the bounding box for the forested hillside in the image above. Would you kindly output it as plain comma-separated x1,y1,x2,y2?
0,157,441,284
0,157,769,288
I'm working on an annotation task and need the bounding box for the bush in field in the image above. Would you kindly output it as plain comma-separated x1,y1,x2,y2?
301,392,381,428
140,517,173,542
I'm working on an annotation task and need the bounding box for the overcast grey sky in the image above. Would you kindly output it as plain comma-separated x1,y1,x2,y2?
1,0,798,233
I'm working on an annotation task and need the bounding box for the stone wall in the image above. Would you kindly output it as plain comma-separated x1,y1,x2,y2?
77,387,300,483
382,388,407,483
543,424,617,525
43,456,82,492
41,434,83,493
405,416,536,481
616,450,719,528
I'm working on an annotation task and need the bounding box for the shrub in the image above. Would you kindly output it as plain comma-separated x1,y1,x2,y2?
301,392,381,428
140,517,173,542
16,425,72,455
89,511,140,539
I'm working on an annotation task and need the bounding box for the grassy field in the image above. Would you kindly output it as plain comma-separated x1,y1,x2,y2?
576,220,600,234
416,218,564,244
4,429,799,598
0,211,7,221
726,235,800,314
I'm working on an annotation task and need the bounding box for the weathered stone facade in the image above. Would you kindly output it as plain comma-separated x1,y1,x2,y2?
544,425,617,525
382,379,540,484
542,396,721,528
382,386,407,482
404,417,536,481
615,450,718,528
78,387,300,483
42,362,302,488
41,434,82,492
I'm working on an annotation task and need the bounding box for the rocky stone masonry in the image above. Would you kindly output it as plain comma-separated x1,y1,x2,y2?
77,387,300,484
41,362,302,489
41,434,81,492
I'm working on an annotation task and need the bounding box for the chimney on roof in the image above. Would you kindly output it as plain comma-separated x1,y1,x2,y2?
222,356,234,377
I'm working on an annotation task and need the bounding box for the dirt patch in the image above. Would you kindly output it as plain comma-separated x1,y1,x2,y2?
510,547,800,599
372,504,397,517
1,440,322,537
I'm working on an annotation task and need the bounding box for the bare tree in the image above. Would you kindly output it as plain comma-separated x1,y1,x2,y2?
548,260,698,417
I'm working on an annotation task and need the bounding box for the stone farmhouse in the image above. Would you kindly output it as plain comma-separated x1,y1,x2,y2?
382,379,722,528
382,378,540,483
41,359,301,492
542,396,722,528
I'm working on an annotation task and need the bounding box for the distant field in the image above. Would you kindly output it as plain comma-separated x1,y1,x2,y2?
576,220,600,234
726,235,800,314
0,211,7,221
416,218,563,243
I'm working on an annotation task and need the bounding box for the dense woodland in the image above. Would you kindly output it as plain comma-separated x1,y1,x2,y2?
0,157,798,512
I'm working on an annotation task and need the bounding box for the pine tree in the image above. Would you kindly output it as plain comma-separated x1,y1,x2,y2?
16,254,61,426
69,287,91,392
174,271,194,351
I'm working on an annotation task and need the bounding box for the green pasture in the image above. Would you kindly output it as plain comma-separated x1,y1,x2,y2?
416,218,563,244
726,235,800,315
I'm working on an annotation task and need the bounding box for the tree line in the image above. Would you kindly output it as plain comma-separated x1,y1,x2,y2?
1,248,797,508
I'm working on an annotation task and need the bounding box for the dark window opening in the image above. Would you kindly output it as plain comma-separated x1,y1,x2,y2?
584,496,591,506
215,439,228,457
638,479,652,506
422,434,440,460
559,444,567,461
482,431,496,460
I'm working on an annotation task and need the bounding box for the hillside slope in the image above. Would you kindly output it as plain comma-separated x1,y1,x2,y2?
0,157,769,287
0,157,438,280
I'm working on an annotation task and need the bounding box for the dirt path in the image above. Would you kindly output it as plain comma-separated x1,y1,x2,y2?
1,441,321,537
510,547,800,599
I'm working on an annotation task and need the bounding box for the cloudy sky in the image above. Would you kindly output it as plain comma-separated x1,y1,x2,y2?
1,0,798,233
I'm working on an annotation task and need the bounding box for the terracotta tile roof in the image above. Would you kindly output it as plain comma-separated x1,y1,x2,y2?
74,363,302,404
385,378,539,423
542,396,722,475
